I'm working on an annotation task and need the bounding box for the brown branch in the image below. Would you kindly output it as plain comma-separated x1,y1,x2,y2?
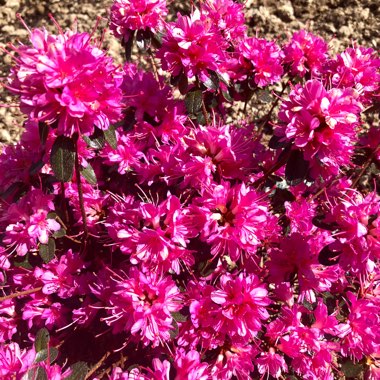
85,351,112,380
148,48,159,82
0,287,42,302
201,98,210,125
351,143,380,189
256,83,288,135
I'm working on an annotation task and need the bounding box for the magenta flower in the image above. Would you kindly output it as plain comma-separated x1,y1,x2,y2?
323,190,380,272
337,292,380,361
210,272,270,341
325,46,380,103
283,30,329,78
7,27,123,136
2,189,61,256
194,181,278,260
268,233,340,302
0,342,35,377
106,267,182,347
110,0,168,42
202,0,246,43
276,79,361,176
239,37,284,87
183,122,256,182
211,342,256,380
174,349,209,380
34,250,86,298
158,10,227,81
255,348,288,379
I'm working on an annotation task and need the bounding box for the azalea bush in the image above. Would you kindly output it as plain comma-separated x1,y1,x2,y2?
1,0,380,379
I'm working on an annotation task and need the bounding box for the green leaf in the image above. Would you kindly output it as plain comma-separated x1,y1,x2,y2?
222,90,233,102
27,366,48,380
38,122,49,145
216,71,229,86
13,254,33,270
50,136,75,182
47,211,57,220
122,31,135,61
83,129,105,150
35,347,58,364
169,319,179,339
39,238,56,263
104,126,117,149
80,164,97,185
185,90,203,116
64,362,89,380
341,360,364,378
171,311,188,323
35,328,50,352
53,228,66,238
202,70,219,91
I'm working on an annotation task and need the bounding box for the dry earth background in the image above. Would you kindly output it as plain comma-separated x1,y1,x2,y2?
0,0,379,143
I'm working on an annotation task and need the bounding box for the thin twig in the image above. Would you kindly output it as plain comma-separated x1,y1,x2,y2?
0,287,42,302
148,48,159,82
256,83,288,135
85,351,111,380
351,143,380,188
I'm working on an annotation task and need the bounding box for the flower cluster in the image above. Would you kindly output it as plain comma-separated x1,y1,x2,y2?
6,26,123,136
1,1,380,379
110,0,168,42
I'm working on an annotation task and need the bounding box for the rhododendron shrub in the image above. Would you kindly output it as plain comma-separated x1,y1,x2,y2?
1,1,380,379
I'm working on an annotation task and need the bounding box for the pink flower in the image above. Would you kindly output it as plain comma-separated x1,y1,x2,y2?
158,10,227,81
34,250,86,298
283,30,329,78
174,349,209,380
336,292,380,361
106,267,182,347
239,37,284,87
202,0,246,42
183,122,256,182
0,342,35,377
276,79,361,176
7,26,123,136
325,46,380,103
110,0,168,42
268,233,340,301
210,272,270,341
2,189,61,256
255,348,288,379
195,181,278,261
211,342,256,380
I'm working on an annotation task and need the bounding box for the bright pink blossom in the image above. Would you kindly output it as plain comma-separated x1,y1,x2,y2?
106,267,182,347
110,0,168,42
194,181,278,260
276,79,362,177
7,27,123,136
239,37,284,86
158,10,227,82
283,30,329,78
